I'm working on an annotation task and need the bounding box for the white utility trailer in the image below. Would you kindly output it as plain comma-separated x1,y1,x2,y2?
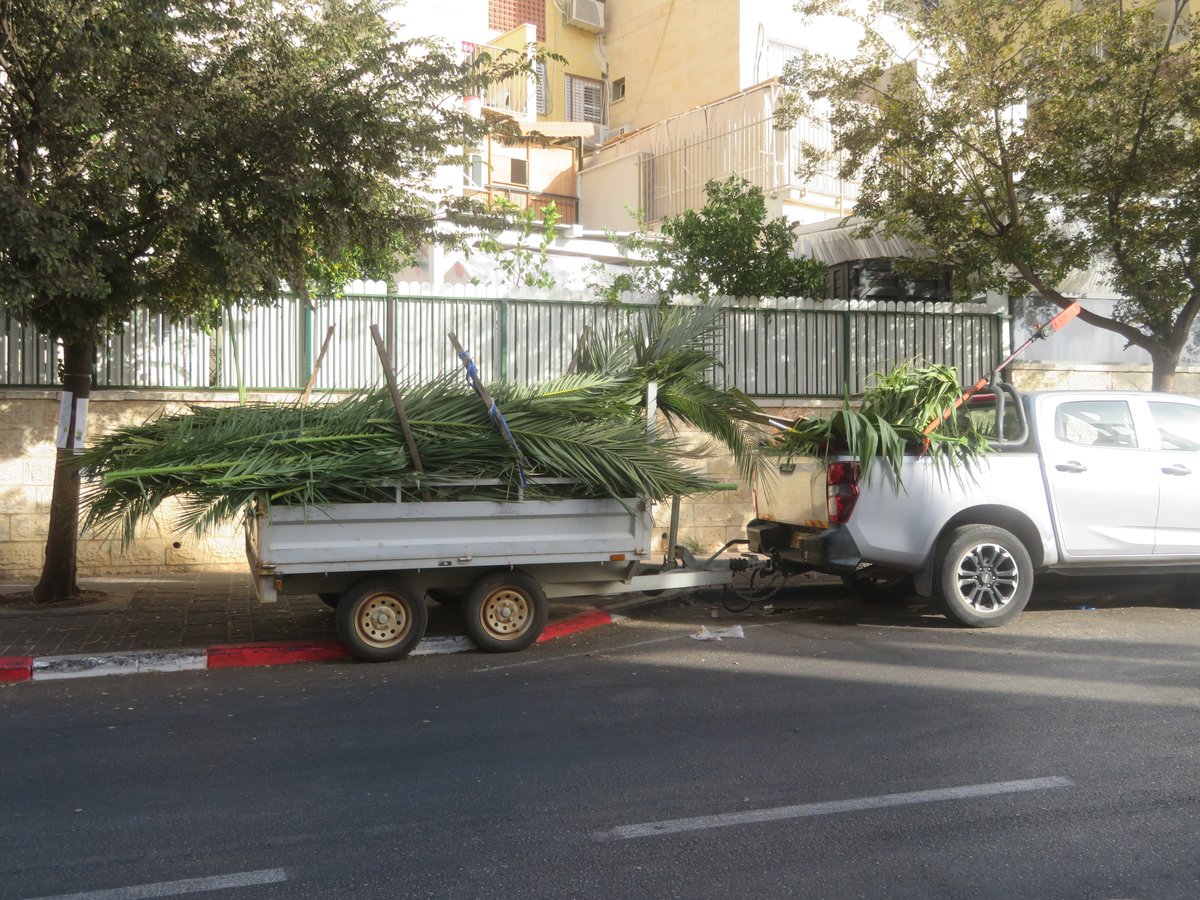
246,491,754,661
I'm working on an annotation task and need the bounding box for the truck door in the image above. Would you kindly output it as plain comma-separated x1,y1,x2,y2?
1041,399,1158,558
1147,399,1200,557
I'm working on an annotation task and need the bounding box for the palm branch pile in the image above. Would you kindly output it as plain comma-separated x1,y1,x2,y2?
771,361,993,481
78,304,768,544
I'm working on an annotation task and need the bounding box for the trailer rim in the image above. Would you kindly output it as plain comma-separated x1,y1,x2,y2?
336,578,428,662
465,571,549,652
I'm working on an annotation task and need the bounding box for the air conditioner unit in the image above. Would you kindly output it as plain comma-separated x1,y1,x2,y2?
567,0,605,32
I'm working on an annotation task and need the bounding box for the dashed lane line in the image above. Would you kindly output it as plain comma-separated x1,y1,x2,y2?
597,776,1075,840
24,867,288,900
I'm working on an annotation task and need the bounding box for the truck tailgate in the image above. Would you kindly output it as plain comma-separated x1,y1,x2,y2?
756,457,828,527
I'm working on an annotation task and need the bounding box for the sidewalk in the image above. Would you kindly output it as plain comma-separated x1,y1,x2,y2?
0,573,634,683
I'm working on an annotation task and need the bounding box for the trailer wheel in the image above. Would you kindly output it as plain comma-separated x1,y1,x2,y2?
318,592,341,609
464,571,548,653
933,525,1033,627
335,578,428,662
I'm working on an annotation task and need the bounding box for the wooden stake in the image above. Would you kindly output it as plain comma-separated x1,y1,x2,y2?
370,324,430,501
300,325,336,406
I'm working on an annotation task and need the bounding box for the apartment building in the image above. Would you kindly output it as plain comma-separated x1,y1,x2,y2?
580,0,890,232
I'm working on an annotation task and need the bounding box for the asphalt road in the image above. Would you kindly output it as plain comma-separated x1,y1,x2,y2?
1,578,1198,899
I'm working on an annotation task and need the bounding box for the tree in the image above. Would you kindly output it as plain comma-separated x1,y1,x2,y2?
589,176,827,302
0,0,534,601
780,0,1200,389
471,198,561,290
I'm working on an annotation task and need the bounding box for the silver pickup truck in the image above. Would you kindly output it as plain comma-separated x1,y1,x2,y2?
747,387,1200,626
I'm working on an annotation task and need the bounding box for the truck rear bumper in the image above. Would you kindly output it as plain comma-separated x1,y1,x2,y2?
746,519,861,575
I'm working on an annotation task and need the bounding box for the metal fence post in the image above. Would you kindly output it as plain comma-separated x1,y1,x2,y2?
841,305,852,395
498,297,509,381
302,298,314,390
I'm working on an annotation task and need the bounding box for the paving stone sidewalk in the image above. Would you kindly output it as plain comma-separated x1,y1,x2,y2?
0,573,341,659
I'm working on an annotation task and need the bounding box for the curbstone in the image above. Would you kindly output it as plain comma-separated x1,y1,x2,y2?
32,650,208,681
2,606,631,685
0,656,33,683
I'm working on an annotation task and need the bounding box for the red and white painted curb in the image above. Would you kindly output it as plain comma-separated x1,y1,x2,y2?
0,609,627,684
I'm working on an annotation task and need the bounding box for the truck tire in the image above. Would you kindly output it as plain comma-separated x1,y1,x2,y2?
933,524,1033,627
335,578,428,662
841,566,915,604
464,571,548,653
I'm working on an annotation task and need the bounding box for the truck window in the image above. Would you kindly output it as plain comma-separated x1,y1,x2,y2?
1149,402,1200,451
1055,400,1137,448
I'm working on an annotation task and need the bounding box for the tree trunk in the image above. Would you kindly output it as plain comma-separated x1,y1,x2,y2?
32,340,94,603
1150,346,1179,392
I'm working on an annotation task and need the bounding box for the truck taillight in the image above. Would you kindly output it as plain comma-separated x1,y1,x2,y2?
827,461,860,524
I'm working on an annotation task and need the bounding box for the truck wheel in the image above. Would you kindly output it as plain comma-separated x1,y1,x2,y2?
933,525,1033,627
464,571,548,653
841,566,915,604
335,578,428,662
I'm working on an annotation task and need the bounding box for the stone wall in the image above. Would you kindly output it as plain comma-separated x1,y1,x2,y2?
1,390,276,580
1,389,825,580
1009,361,1200,394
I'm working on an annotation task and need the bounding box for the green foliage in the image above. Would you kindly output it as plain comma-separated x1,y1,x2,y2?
572,302,769,480
773,361,991,482
77,374,721,543
585,209,672,305
781,0,1200,388
471,198,561,290
660,176,828,300
587,178,827,302
0,0,543,343
78,304,772,542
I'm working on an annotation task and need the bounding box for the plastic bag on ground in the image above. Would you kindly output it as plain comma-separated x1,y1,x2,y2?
690,625,745,641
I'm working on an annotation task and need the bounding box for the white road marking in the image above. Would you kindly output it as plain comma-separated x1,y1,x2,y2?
597,776,1074,840
473,621,775,673
24,867,288,900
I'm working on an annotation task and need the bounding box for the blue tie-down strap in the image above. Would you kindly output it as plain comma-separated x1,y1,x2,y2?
457,349,529,488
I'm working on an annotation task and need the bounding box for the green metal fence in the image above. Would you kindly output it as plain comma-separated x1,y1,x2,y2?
1,294,1005,398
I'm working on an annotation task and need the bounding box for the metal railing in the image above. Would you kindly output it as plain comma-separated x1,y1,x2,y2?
1,294,1005,399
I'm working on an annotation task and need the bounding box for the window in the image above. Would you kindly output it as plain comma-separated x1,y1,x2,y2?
535,61,549,116
1150,402,1200,451
565,74,604,124
611,77,626,103
510,158,528,186
1055,401,1137,448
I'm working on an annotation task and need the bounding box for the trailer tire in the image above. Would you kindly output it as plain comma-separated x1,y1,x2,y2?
318,592,341,609
933,525,1033,627
464,571,548,653
335,578,428,662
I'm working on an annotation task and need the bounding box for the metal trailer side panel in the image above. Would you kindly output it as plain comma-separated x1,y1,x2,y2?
250,497,654,575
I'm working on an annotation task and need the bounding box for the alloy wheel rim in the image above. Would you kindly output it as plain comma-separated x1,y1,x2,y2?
954,542,1019,612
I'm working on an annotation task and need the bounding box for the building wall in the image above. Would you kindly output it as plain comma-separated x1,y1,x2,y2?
540,4,605,122
603,0,741,132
